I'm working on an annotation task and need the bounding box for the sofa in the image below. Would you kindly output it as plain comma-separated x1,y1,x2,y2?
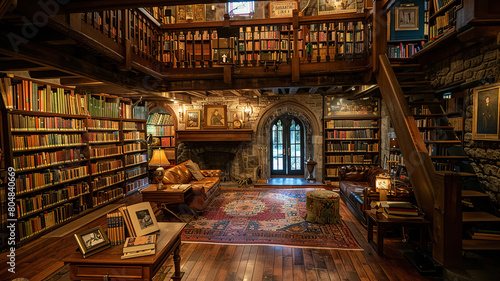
161,160,221,211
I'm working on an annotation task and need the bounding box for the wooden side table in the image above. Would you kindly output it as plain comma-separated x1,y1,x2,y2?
366,210,430,255
141,184,197,222
65,222,186,281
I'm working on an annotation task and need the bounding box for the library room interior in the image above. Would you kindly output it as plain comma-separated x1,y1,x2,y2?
1,0,500,280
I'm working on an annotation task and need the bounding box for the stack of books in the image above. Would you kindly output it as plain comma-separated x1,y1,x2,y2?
121,234,157,259
371,201,424,220
471,229,500,241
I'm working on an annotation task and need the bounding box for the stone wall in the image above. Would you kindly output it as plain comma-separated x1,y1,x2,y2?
427,38,500,205
171,94,324,182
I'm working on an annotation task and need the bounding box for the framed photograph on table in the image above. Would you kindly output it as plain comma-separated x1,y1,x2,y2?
186,110,201,130
318,0,357,15
473,83,500,141
74,226,110,258
127,202,160,237
204,105,227,129
395,5,419,31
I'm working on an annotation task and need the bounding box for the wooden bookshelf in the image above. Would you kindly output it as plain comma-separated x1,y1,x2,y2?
147,107,177,167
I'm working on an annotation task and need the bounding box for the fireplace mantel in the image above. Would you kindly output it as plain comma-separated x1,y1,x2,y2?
176,129,253,142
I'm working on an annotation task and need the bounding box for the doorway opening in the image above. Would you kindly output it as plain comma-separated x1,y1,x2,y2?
270,115,304,176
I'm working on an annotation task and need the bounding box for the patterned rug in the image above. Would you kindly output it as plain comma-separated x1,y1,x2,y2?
181,188,361,250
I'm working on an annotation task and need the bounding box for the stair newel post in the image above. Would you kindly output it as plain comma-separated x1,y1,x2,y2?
292,9,300,83
372,0,387,73
433,171,462,268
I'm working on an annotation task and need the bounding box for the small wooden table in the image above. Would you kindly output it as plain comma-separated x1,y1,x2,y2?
366,210,430,255
65,222,186,281
141,184,197,222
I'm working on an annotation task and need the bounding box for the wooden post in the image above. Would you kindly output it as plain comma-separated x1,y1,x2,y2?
122,10,132,71
292,9,300,83
372,0,387,73
433,172,462,268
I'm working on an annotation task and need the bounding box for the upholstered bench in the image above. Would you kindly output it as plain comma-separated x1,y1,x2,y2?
305,190,341,224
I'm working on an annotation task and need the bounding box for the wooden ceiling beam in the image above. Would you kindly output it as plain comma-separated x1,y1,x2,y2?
186,91,207,98
60,77,104,86
252,89,262,97
0,60,50,71
229,90,242,96
29,70,77,79
288,87,299,95
308,86,319,94
208,90,224,96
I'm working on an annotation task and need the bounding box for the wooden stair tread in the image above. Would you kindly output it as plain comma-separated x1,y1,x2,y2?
463,239,500,250
395,72,425,76
462,190,488,197
462,212,500,222
391,63,421,68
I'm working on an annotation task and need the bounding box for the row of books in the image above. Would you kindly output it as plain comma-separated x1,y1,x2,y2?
12,134,83,151
88,120,119,130
448,117,463,131
147,125,174,136
87,95,123,118
91,159,123,175
91,172,124,191
432,0,455,13
325,119,377,129
90,145,123,158
123,132,146,141
371,201,424,220
121,234,157,259
16,182,89,217
427,143,456,156
92,187,124,207
15,166,89,194
326,142,379,152
146,113,173,125
125,154,147,166
412,106,433,115
12,148,84,171
389,153,405,166
326,168,339,177
470,229,500,241
123,143,144,153
123,121,138,130
89,132,120,142
10,115,86,131
150,137,173,147
19,202,80,241
428,7,457,43
326,155,373,164
415,118,441,127
420,130,449,141
326,129,378,139
125,166,147,180
107,212,126,246
125,178,149,193
387,42,424,59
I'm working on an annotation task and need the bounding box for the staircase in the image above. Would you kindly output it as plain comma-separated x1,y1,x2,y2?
376,54,500,266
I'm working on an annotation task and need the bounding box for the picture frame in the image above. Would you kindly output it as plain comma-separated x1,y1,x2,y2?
472,83,500,141
176,5,187,23
127,202,160,237
318,0,357,15
185,110,201,130
395,6,419,31
193,4,206,22
204,105,227,129
229,110,244,123
74,226,110,258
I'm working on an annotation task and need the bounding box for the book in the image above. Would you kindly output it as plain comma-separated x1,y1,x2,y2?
121,248,156,259
171,184,191,190
123,234,157,253
382,208,423,220
118,202,159,237
471,232,500,241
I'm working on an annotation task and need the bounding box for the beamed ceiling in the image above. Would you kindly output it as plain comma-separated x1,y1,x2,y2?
0,0,376,103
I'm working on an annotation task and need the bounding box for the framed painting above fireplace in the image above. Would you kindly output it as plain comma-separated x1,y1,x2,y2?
204,105,227,129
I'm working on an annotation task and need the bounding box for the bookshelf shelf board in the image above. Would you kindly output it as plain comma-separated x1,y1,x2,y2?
123,139,144,142
430,0,460,21
418,126,455,130
325,127,379,130
124,149,147,154
12,144,86,153
150,135,175,137
15,159,89,174
122,128,140,131
88,141,120,144
413,114,445,118
145,124,174,126
127,119,147,123
88,116,123,121
90,153,122,160
93,195,123,209
325,138,379,141
325,162,373,165
462,239,500,251
10,110,86,119
93,180,125,192
125,172,148,181
91,167,124,176
150,145,176,148
18,192,90,220
125,161,148,168
16,175,90,196
324,115,380,120
424,140,461,144
430,156,469,159
87,128,120,132
325,151,379,154
11,129,87,134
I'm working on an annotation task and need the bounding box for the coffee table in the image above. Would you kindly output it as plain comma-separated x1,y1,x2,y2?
65,222,186,280
141,184,198,222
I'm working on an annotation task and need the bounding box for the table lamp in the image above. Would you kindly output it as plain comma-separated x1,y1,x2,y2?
149,149,170,190
376,174,392,201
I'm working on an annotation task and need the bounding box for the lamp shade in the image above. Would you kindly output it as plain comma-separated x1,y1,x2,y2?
149,149,170,166
375,174,391,190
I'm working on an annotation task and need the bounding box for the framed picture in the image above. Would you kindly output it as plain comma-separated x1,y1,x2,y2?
186,110,201,130
127,202,160,237
318,0,357,15
229,110,244,123
395,6,419,31
193,4,205,22
473,83,500,141
176,5,187,23
74,226,110,258
204,105,227,129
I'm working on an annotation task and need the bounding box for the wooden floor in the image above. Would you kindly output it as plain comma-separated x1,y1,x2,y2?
0,188,447,281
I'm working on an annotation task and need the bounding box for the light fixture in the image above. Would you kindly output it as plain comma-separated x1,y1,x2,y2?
376,174,392,201
149,149,170,190
244,104,252,119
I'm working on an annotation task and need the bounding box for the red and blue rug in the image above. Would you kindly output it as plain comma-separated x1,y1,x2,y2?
181,188,361,250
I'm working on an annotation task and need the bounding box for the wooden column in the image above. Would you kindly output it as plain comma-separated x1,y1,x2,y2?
292,9,300,82
433,172,462,268
372,0,387,73
122,9,132,70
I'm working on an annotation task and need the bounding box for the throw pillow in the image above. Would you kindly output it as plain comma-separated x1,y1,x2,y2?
185,160,206,181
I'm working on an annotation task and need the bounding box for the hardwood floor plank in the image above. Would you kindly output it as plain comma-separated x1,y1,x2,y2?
322,249,341,281
195,244,223,281
181,243,207,279
203,245,229,281
273,247,283,281
185,244,214,281
330,250,349,280
311,249,331,281
224,246,245,281
354,251,380,281
243,245,259,281
348,250,370,281
302,248,319,281
262,246,275,281
292,248,306,281
214,245,237,281
283,247,294,281
234,245,252,281
252,246,266,281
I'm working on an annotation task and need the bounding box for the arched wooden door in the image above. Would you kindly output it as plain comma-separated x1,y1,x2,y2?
270,115,304,176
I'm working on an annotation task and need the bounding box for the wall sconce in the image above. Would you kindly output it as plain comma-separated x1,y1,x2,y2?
376,174,392,201
244,104,252,119
178,105,184,123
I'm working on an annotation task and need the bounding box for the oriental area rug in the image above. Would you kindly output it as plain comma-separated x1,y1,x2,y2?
181,188,361,250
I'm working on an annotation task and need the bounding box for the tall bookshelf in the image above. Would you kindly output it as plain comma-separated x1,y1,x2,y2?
147,107,176,166
0,76,148,245
323,96,381,182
